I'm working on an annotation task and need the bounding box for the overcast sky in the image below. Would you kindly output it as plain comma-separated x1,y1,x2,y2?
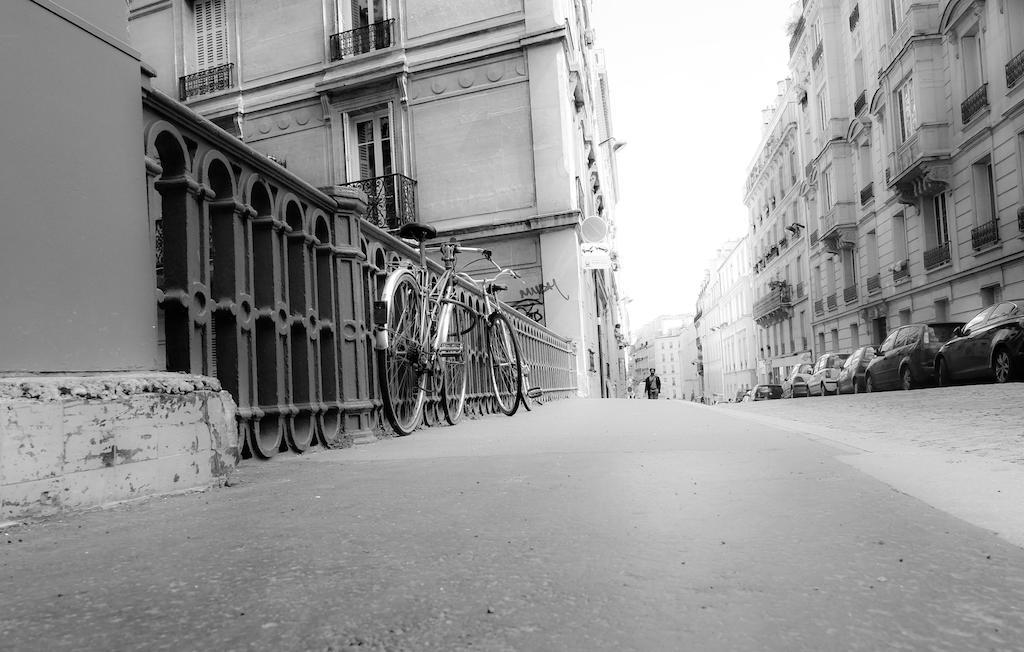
592,0,798,331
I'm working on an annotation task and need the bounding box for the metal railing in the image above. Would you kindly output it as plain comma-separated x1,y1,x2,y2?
971,220,1000,249
860,182,874,206
843,284,858,304
329,19,395,60
810,229,819,245
826,293,837,311
866,273,881,294
178,63,234,100
892,259,911,284
1019,209,1024,233
753,283,793,324
854,90,866,115
814,299,824,316
811,41,824,68
142,88,576,459
961,83,989,124
923,242,951,269
341,174,417,231
849,4,860,31
1007,49,1024,89
789,16,805,57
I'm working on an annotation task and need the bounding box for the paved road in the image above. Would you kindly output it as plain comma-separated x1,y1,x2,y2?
2,398,1024,651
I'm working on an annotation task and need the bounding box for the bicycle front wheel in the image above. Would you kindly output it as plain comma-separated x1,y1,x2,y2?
438,302,468,425
377,270,427,435
487,311,523,416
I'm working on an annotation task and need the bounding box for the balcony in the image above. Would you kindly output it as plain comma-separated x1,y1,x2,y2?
341,174,417,231
961,83,989,124
789,16,805,57
811,41,824,69
178,63,235,100
814,299,824,316
780,236,789,250
810,229,819,245
923,242,951,270
754,282,793,327
329,19,395,60
866,273,881,294
860,182,874,206
892,259,911,284
887,126,952,203
843,285,857,304
849,3,860,31
853,90,867,116
971,220,1000,250
826,293,838,311
1008,49,1024,89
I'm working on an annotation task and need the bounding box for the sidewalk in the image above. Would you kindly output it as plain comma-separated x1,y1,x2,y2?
719,384,1024,548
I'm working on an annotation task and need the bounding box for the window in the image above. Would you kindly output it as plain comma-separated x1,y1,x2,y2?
823,167,834,208
817,332,826,355
934,298,949,321
879,329,899,353
889,0,904,33
353,108,393,181
893,212,908,262
981,285,1003,307
194,0,229,71
961,33,985,93
972,158,998,224
895,78,916,144
850,323,860,348
831,328,839,351
932,192,950,245
965,305,995,333
818,92,829,133
899,308,911,325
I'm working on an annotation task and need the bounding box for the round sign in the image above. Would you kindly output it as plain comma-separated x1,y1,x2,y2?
580,215,608,243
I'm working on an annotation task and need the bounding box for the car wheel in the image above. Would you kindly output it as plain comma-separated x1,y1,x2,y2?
820,383,827,396
865,374,874,393
936,358,951,387
993,348,1012,384
900,367,914,391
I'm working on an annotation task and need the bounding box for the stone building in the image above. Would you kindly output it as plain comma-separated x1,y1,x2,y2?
127,0,626,397
630,315,698,399
745,79,816,383
694,238,758,402
784,0,1024,357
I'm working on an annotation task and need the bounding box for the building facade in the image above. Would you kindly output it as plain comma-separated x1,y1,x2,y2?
128,0,626,397
746,79,816,384
694,239,758,402
630,314,698,399
783,0,1024,360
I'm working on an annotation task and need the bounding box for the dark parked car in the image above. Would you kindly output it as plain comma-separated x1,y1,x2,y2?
934,302,1024,385
751,384,784,400
864,322,964,391
837,345,878,394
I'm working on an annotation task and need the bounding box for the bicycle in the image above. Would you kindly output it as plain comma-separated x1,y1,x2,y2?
373,222,526,435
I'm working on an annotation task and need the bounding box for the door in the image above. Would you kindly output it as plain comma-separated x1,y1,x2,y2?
353,110,394,225
350,0,389,52
960,306,994,377
873,328,902,389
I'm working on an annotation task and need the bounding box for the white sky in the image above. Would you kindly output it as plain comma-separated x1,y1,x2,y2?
592,0,799,330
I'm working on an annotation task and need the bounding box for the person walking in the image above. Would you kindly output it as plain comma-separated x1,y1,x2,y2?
643,368,661,400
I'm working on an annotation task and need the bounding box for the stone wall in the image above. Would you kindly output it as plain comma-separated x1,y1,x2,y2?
0,373,238,521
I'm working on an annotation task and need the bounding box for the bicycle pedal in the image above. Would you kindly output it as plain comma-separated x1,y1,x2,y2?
437,342,464,357
526,387,543,399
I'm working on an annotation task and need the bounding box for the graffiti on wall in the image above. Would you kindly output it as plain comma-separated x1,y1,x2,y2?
507,278,570,325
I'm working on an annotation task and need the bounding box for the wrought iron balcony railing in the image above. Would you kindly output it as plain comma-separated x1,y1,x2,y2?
813,299,824,316
923,242,951,270
826,293,837,311
178,63,235,100
811,41,824,68
866,273,881,294
810,229,819,245
753,283,793,325
854,90,867,116
341,173,417,231
1007,49,1024,89
789,16,806,57
961,83,989,124
329,19,395,60
860,182,874,206
1019,208,1024,233
971,219,1000,250
849,3,860,31
843,285,858,304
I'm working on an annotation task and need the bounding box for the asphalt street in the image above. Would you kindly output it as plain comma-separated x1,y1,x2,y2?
2,397,1023,651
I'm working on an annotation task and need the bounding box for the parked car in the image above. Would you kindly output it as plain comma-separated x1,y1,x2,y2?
781,363,814,398
836,345,878,394
734,389,748,403
751,384,783,401
741,389,754,402
864,322,964,391
934,302,1024,385
809,353,850,396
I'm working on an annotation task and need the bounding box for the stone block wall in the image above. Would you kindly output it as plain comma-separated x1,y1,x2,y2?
0,373,239,520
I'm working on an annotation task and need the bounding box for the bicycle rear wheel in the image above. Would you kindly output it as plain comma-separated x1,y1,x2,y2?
487,311,523,416
377,270,427,435
438,303,468,425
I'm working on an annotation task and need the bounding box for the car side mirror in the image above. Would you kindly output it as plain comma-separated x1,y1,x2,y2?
952,326,963,338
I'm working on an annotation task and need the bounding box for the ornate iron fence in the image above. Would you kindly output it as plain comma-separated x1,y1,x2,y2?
826,293,837,311
971,219,1000,249
329,19,395,60
341,174,417,231
892,259,911,284
843,284,858,304
178,63,234,100
866,273,881,294
814,299,824,316
923,242,951,269
143,88,576,460
853,90,866,115
811,41,824,68
1006,49,1024,89
961,83,989,124
849,4,860,31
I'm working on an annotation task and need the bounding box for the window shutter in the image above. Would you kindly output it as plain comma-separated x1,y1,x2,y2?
195,0,228,71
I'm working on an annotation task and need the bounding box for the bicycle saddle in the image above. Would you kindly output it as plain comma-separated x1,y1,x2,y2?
398,222,437,242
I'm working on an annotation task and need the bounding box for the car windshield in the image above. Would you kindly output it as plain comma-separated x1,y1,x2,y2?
927,324,960,342
964,307,995,333
794,364,813,375
828,354,850,368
